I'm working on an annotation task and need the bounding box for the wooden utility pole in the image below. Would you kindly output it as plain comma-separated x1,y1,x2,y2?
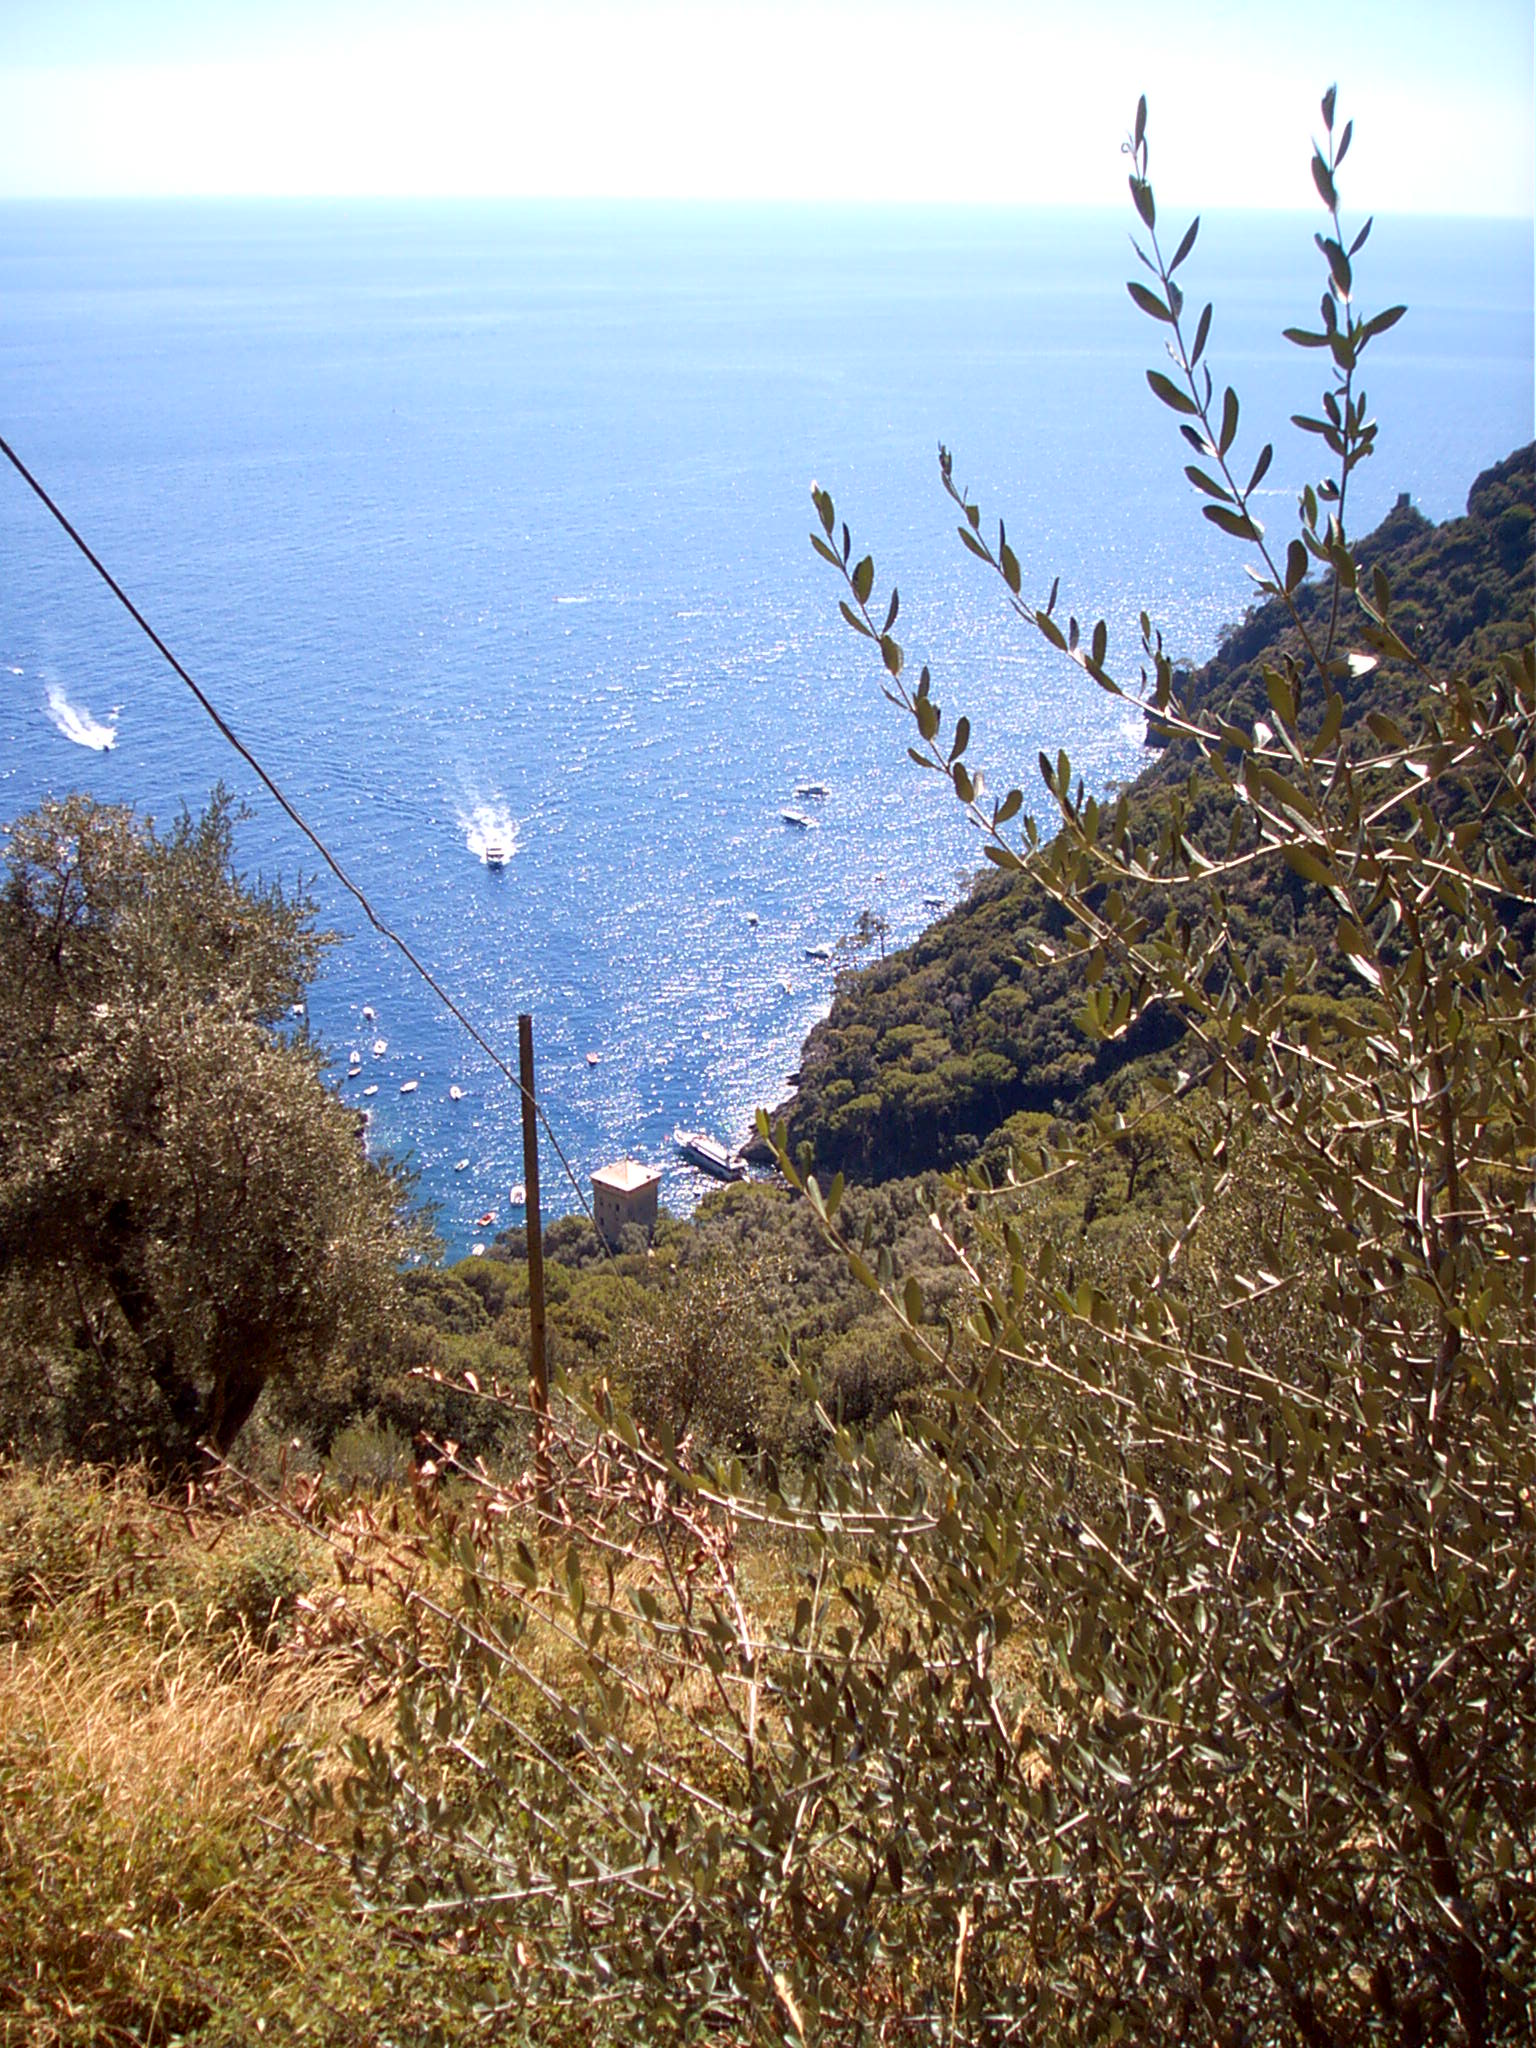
519,1012,552,1525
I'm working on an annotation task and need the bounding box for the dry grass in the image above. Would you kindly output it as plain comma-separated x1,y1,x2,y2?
0,1463,437,2047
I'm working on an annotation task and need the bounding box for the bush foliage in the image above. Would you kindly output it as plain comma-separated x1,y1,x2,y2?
0,790,425,1473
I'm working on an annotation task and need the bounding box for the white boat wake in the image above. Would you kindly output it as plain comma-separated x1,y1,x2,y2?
46,683,117,751
461,802,520,865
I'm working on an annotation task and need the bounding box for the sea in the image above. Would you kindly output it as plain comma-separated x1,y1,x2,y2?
2,202,1531,1257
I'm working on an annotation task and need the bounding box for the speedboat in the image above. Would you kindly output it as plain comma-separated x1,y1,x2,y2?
674,1127,747,1182
483,836,510,867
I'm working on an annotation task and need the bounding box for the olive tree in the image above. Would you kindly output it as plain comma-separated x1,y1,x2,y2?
0,789,424,1471
335,95,1533,2046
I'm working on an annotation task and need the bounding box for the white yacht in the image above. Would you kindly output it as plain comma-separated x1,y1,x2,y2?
674,1128,747,1182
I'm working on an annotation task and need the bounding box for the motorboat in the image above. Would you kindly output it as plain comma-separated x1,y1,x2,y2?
454,1158,470,1172
362,1084,378,1098
400,1079,418,1094
509,1182,527,1206
781,809,815,830
483,836,510,867
674,1127,747,1182
793,782,829,798
805,943,833,961
372,1037,388,1057
449,1084,465,1101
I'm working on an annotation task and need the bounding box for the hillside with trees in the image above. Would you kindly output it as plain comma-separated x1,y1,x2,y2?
777,442,1534,1180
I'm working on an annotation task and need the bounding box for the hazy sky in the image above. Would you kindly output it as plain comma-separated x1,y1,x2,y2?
0,0,1531,211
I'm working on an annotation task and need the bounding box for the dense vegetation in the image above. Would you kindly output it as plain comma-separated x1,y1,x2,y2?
778,445,1534,1180
0,791,425,1474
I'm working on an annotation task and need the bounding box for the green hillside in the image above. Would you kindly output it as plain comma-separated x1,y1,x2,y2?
776,443,1535,1181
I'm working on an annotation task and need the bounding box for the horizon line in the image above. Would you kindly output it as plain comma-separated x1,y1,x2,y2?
1,192,1532,224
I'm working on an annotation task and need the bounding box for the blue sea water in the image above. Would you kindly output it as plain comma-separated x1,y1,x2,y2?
1,202,1531,1255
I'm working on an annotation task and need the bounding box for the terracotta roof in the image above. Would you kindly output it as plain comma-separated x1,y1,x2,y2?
592,1159,661,1193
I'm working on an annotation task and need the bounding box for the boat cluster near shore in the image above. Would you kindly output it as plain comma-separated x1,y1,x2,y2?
341,996,755,1242
347,775,833,1237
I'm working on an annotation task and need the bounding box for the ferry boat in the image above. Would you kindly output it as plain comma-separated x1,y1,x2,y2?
674,1127,747,1181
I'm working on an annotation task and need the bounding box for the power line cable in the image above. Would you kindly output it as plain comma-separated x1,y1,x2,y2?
0,429,615,1256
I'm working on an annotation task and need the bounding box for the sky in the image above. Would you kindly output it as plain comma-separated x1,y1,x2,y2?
0,0,1531,212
